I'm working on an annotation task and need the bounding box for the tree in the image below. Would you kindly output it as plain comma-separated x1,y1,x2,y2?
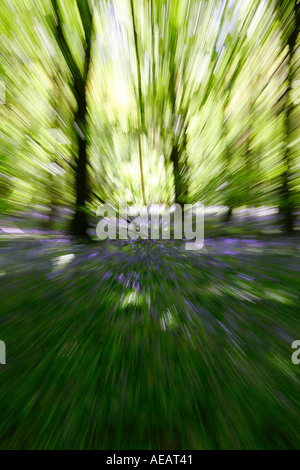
275,0,300,233
130,0,146,206
51,0,94,237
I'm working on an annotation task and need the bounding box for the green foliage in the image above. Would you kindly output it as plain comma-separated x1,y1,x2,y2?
0,0,299,211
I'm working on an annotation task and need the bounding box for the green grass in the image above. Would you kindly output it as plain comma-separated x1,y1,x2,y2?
0,237,299,449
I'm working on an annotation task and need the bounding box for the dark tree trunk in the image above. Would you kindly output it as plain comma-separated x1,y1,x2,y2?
223,90,233,223
71,85,89,237
130,0,146,206
224,207,232,223
48,171,58,230
279,1,299,234
280,167,293,234
51,0,93,238
170,138,188,206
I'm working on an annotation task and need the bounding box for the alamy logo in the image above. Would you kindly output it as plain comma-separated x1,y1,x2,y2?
95,203,204,251
0,80,5,104
291,340,300,365
0,341,6,364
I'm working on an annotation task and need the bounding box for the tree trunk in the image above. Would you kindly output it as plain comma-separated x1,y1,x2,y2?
169,42,189,206
170,135,188,206
71,83,89,237
130,0,146,206
223,90,233,222
51,0,93,238
279,1,299,234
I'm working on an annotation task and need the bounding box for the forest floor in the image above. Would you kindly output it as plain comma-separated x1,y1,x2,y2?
0,220,299,449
